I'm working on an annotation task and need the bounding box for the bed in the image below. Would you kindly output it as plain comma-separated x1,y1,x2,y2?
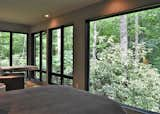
0,85,125,114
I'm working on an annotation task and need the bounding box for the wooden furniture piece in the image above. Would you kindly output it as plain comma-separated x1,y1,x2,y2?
0,83,6,92
0,75,24,91
0,65,38,72
0,65,38,79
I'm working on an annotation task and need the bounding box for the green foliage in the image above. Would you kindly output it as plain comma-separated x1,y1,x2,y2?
52,26,73,76
145,38,160,72
90,38,160,112
64,26,73,76
0,32,27,66
90,7,160,113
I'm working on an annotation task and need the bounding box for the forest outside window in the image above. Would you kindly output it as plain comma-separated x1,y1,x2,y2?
12,33,27,66
89,7,160,113
64,26,73,76
0,31,27,67
51,25,73,86
33,32,47,81
52,29,61,74
0,32,10,66
34,33,40,79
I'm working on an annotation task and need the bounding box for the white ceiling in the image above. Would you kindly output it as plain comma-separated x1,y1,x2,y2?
0,0,102,26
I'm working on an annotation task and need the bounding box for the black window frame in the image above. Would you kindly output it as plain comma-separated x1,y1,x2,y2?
48,25,74,85
85,4,160,114
32,31,47,81
0,30,29,67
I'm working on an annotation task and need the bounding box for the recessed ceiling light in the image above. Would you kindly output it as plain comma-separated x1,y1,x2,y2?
44,14,50,18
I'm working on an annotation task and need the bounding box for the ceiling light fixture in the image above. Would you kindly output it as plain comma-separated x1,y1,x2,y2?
44,14,50,18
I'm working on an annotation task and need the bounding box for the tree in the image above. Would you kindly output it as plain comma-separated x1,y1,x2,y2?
120,15,128,64
90,38,160,112
93,21,97,65
89,7,160,113
135,13,139,64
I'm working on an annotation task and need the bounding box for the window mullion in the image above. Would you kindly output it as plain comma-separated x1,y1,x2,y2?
40,32,42,81
10,32,13,66
60,26,64,85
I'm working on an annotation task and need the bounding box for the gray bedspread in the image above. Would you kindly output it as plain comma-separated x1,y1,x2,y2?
0,85,125,114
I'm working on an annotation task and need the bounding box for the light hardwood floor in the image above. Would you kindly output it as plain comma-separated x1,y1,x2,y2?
25,80,48,88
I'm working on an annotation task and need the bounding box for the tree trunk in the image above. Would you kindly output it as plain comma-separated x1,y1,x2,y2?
22,37,26,58
135,13,139,64
120,15,128,64
93,21,97,62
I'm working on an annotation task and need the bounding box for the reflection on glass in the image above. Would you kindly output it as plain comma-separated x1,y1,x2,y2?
12,33,27,66
0,32,10,66
64,26,73,76
52,29,61,74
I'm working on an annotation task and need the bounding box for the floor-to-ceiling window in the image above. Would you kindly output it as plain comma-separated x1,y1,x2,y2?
33,31,47,81
51,25,73,85
0,31,28,67
88,7,160,113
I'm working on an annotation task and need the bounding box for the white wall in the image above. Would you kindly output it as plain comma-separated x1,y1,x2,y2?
30,0,160,90
0,21,30,33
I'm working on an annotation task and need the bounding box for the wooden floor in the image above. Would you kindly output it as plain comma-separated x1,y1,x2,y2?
25,80,48,88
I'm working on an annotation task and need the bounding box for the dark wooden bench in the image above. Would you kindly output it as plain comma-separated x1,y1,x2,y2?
0,75,24,91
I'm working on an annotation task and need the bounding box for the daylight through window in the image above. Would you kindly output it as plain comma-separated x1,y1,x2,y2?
89,7,160,113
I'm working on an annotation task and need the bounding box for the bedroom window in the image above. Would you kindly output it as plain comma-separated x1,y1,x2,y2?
0,31,28,67
88,7,160,113
51,25,73,86
33,31,47,81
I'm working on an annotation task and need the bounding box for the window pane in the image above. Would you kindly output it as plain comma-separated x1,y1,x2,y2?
64,26,73,76
42,73,47,81
51,76,61,84
42,32,47,70
89,7,160,113
52,29,61,74
0,32,10,66
35,72,40,80
12,33,27,66
63,78,73,86
35,33,40,69
35,33,40,79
